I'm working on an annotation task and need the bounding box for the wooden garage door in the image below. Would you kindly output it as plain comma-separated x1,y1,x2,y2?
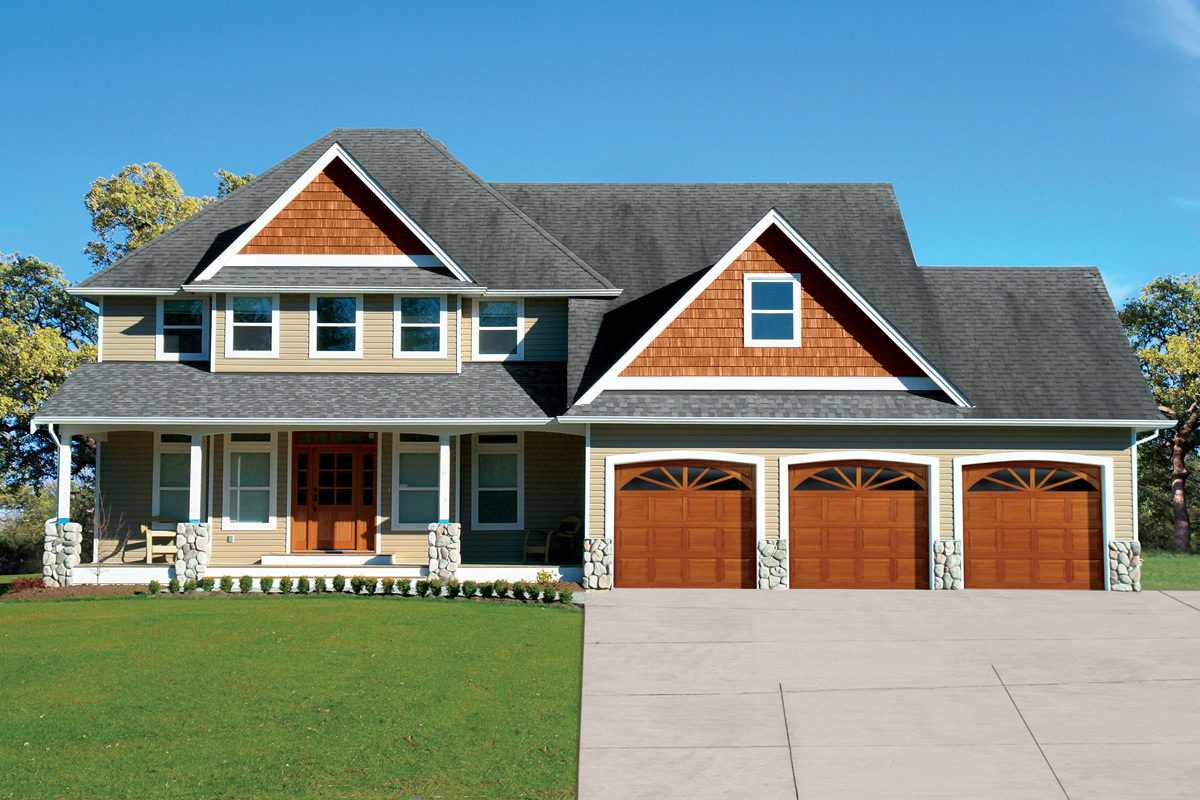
614,461,755,588
789,462,929,589
964,463,1103,590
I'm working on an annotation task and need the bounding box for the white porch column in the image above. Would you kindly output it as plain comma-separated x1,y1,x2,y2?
438,434,451,523
188,434,203,523
56,426,72,523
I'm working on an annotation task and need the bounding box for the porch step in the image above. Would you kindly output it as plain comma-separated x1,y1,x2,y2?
260,553,397,567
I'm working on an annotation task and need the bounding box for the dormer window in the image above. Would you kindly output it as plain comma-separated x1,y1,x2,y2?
743,274,801,347
156,298,209,361
474,298,525,361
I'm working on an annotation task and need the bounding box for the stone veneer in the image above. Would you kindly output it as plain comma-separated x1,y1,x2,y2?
175,523,211,583
933,540,963,590
758,539,788,589
43,519,83,587
1108,540,1141,591
429,522,461,582
582,538,613,589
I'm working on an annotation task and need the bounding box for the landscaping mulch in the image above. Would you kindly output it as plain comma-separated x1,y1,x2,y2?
1,583,143,601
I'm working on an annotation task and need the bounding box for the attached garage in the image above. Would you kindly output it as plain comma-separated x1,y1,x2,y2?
613,461,755,588
788,462,929,589
963,463,1104,589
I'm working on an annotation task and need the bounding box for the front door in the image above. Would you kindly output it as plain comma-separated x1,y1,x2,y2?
291,432,377,552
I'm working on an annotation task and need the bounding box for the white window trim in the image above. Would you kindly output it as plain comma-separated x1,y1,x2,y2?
391,436,443,531
472,297,525,362
471,432,524,530
224,294,280,359
308,294,364,358
743,272,802,347
221,432,277,531
393,294,447,359
152,433,195,519
155,297,210,361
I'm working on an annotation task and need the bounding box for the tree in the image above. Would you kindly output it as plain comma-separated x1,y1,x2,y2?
1121,275,1200,552
84,165,254,270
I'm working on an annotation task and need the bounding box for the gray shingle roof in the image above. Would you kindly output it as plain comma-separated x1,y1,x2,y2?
34,362,567,422
563,391,973,420
185,265,467,291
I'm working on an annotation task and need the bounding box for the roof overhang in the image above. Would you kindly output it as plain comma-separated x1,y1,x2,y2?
558,416,1175,427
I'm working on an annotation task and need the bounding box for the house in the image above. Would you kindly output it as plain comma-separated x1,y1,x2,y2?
34,129,1168,591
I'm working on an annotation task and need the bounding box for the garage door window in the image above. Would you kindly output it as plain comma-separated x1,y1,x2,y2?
621,465,750,491
969,467,1097,493
793,465,923,492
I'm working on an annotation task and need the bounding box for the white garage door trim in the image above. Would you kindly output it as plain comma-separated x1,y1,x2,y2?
604,450,766,549
952,452,1115,590
779,451,940,589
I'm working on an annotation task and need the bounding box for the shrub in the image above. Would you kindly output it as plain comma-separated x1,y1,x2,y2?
446,579,461,598
493,578,510,599
258,576,274,594
535,569,559,584
168,577,180,594
397,577,412,596
297,576,310,594
332,574,346,593
278,576,293,595
364,576,378,595
479,581,495,598
414,579,430,597
200,577,215,591
147,580,161,594
428,578,442,598
183,578,197,592
462,579,478,598
9,576,44,594
219,575,233,593
540,584,557,603
559,588,574,604
350,575,365,595
239,575,253,594
381,577,395,596
311,576,324,593
511,580,529,601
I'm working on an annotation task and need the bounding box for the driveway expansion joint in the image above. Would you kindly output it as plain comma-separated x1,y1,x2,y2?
994,665,1072,800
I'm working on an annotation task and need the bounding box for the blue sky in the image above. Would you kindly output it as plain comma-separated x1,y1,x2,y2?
2,0,1198,302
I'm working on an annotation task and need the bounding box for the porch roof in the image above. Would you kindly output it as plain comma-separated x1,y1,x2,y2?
33,362,566,425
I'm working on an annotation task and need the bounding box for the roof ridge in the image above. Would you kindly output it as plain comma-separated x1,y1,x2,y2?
414,131,616,291
493,181,896,188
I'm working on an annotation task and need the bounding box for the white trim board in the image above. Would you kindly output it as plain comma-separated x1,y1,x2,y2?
562,417,1174,427
951,451,1116,590
192,142,473,284
575,208,971,408
604,377,940,391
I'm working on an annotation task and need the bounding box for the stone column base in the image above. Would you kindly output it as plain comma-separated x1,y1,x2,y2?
1109,540,1141,591
582,538,613,589
175,523,211,582
758,539,787,589
933,540,963,589
429,522,461,581
43,520,83,587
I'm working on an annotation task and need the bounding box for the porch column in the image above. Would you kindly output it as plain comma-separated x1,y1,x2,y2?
56,425,72,524
438,434,451,522
45,424,82,587
188,433,203,523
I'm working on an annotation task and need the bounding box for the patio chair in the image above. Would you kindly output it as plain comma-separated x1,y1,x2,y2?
523,516,582,564
141,515,179,564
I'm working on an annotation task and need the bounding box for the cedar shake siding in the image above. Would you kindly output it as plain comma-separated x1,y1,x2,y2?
621,227,921,377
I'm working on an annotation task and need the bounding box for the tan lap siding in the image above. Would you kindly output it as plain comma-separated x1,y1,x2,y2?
378,432,459,564
100,297,156,361
208,434,289,565
460,298,567,363
95,431,154,562
588,426,1135,543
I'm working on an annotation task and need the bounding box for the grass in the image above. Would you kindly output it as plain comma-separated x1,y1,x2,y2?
0,574,38,597
0,595,582,800
1141,550,1200,591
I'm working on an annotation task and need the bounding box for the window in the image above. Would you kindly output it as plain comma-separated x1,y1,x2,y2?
474,298,524,360
225,295,278,357
743,274,801,347
472,433,523,529
156,298,209,360
394,295,446,358
154,433,195,521
223,432,276,530
309,295,362,357
393,434,441,529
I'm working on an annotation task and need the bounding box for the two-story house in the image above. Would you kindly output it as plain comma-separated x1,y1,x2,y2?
34,129,1167,591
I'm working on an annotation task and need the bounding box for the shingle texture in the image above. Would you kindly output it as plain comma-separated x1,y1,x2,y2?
563,391,973,420
186,265,466,290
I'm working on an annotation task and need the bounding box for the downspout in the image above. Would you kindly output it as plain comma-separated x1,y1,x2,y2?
1131,429,1162,544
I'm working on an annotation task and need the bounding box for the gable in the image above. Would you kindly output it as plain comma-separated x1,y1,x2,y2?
239,159,433,256
620,226,922,378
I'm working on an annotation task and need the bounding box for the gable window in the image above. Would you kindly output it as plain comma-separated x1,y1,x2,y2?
393,434,440,529
156,298,209,360
471,433,523,529
474,298,524,361
225,295,279,357
154,433,194,521
743,274,802,347
394,295,446,358
309,295,362,357
223,432,276,529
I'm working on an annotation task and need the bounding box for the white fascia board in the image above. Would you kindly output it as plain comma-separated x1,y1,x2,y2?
574,208,971,408
555,416,1176,427
185,285,487,295
32,416,560,428
604,376,939,391
192,142,474,284
67,287,183,296
482,288,623,297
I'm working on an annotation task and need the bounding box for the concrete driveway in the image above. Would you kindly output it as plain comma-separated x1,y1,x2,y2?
578,589,1200,799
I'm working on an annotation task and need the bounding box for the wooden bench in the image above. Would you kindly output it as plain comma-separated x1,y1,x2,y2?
141,516,179,564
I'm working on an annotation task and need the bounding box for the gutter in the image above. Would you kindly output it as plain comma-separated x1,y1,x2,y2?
553,416,1177,428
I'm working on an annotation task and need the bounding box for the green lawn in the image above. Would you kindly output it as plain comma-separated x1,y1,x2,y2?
0,595,582,800
1141,550,1200,591
0,574,38,596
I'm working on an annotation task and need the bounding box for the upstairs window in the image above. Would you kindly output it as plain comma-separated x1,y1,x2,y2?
474,299,524,361
226,295,278,357
157,298,209,360
394,295,445,358
743,274,801,347
309,295,362,358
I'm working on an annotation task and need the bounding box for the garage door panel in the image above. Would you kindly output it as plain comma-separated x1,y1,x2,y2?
791,528,824,553
685,526,717,551
999,498,1033,522
685,559,720,585
824,496,859,522
617,496,650,522
861,527,895,552
825,558,859,584
618,526,651,552
649,497,685,522
1034,498,1068,522
652,558,684,584
826,526,858,550
1034,559,1069,585
720,527,747,551
966,497,998,522
966,558,1002,585
653,528,684,551
860,559,894,584
685,495,718,520
861,497,894,522
792,557,822,584
1001,528,1033,551
616,557,650,584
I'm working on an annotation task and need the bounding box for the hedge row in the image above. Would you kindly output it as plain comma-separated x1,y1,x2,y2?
147,575,574,603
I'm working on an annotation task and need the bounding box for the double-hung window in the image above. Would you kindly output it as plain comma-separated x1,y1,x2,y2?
392,434,441,529
743,273,802,347
472,433,523,529
226,295,278,357
157,298,209,360
154,433,194,521
474,298,524,360
394,295,446,358
223,432,275,530
310,295,362,357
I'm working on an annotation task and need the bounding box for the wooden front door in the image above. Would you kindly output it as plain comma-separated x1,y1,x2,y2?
291,433,377,552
